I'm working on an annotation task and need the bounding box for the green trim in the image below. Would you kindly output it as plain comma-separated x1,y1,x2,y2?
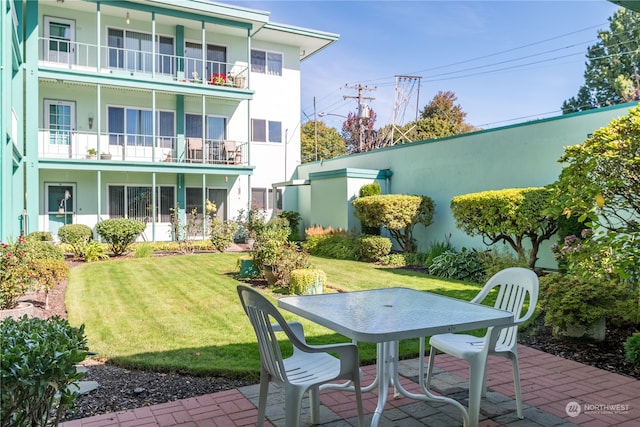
85,1,256,30
37,159,255,176
309,168,393,181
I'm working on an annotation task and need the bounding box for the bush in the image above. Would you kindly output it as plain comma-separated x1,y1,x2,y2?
25,232,53,242
25,240,65,261
403,252,428,267
478,247,527,279
380,253,408,267
251,217,290,272
0,316,88,427
305,233,357,260
355,235,392,262
31,259,68,309
425,237,455,267
624,333,640,366
277,211,302,240
57,224,93,257
429,249,485,283
96,218,146,256
272,245,311,287
289,269,326,295
81,241,109,262
210,219,237,252
0,236,37,310
359,182,381,197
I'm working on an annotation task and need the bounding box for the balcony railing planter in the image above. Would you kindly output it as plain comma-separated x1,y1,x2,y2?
100,153,112,160
209,73,227,86
86,148,97,159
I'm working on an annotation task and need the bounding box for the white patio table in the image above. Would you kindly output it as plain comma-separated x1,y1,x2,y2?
278,287,514,427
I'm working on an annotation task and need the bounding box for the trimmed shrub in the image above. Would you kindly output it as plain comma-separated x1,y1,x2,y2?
0,316,88,427
429,249,485,283
355,235,392,262
305,234,357,260
57,224,93,257
359,182,381,197
380,253,408,267
289,269,326,295
96,218,146,256
624,333,640,366
353,194,435,253
25,232,53,242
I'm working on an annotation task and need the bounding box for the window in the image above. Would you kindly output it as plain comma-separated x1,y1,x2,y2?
185,42,226,81
108,185,174,222
45,100,74,145
108,106,174,146
108,28,174,75
251,49,282,76
251,119,282,143
185,114,226,141
251,188,282,210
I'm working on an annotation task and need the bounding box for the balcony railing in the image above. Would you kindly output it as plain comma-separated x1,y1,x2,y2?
38,129,247,166
39,37,249,89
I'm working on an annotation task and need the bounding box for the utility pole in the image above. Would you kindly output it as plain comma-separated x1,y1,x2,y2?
388,75,421,146
344,84,375,152
313,96,318,161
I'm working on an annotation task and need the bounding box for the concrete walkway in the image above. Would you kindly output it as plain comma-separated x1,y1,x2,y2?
60,345,639,427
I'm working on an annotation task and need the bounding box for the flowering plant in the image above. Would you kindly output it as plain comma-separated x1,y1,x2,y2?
210,73,227,85
0,236,37,309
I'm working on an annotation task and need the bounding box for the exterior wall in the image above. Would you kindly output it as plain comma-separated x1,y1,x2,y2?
294,102,639,269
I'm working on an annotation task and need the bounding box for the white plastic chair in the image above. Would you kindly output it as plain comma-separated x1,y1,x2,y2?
237,285,365,427
420,267,539,426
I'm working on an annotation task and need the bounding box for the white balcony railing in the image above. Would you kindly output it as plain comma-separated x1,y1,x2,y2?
39,37,249,89
38,129,247,166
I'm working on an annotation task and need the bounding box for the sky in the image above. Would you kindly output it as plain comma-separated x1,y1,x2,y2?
224,0,622,130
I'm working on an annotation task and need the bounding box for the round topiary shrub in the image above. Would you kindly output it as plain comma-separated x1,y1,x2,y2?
57,224,93,257
96,218,146,256
355,234,392,262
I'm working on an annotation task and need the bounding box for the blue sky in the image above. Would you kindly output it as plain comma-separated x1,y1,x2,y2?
225,1,621,130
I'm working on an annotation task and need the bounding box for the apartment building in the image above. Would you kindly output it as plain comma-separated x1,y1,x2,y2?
0,0,337,242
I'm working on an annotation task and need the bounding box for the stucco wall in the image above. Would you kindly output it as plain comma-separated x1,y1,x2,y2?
293,101,639,269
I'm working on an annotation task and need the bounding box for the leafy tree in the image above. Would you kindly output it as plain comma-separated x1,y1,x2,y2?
562,8,640,113
549,104,640,231
300,120,346,163
450,188,558,269
342,108,378,153
352,194,435,253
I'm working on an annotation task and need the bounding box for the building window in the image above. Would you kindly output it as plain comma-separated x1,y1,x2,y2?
251,119,282,143
185,42,226,81
108,106,174,146
251,188,282,210
251,49,282,76
108,185,174,222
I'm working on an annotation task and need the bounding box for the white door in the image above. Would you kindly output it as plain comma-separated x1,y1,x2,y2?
44,17,75,65
44,100,75,157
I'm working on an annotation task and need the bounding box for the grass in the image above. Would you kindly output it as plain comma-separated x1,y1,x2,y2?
66,253,488,380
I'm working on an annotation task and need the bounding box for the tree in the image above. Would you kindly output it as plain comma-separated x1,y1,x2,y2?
300,121,346,163
549,104,640,232
450,188,558,269
342,109,378,153
352,194,435,253
562,8,640,113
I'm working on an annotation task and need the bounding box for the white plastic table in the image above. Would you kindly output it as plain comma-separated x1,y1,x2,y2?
278,288,514,427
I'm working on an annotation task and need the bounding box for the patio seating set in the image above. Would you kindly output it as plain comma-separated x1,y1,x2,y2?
238,267,539,427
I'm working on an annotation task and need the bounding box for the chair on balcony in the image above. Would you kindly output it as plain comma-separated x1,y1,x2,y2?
187,138,203,162
223,141,240,164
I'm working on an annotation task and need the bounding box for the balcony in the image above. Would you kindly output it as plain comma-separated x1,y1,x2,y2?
38,37,249,90
38,129,247,166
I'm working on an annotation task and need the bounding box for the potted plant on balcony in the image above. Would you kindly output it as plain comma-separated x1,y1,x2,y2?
86,148,97,159
209,73,226,85
100,152,112,160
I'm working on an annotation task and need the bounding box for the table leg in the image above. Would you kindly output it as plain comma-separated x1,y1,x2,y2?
371,341,393,427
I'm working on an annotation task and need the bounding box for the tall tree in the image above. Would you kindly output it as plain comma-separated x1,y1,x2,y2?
562,8,640,113
300,121,346,163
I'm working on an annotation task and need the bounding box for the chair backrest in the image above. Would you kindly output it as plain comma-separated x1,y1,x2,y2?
472,267,539,350
237,285,303,385
188,138,203,150
223,141,237,156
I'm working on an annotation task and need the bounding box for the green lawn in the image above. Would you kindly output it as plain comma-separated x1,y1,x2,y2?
66,253,486,380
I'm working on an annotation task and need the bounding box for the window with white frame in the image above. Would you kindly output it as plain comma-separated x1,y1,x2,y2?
251,188,282,210
108,106,174,146
250,49,282,76
108,185,174,222
251,119,282,143
184,42,227,81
